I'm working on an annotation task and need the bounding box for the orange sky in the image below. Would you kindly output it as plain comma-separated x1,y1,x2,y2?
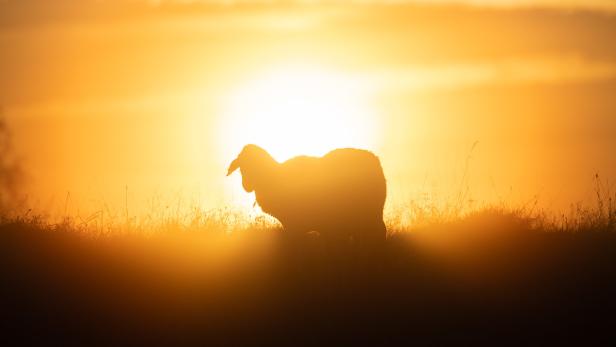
1,1,615,218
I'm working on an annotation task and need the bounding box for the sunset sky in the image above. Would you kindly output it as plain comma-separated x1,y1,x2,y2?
1,0,615,218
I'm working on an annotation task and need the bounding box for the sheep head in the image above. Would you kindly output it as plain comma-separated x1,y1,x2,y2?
226,144,278,193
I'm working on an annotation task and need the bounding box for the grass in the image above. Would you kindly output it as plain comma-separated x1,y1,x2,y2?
1,180,615,345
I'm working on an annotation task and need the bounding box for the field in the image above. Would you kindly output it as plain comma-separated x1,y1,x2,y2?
1,189,615,346
2,1,616,345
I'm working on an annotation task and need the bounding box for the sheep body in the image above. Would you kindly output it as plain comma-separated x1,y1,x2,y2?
227,145,387,245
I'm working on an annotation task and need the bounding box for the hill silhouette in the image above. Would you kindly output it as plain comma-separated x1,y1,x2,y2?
1,202,615,345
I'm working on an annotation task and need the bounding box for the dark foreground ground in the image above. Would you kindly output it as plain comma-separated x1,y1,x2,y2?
1,212,616,346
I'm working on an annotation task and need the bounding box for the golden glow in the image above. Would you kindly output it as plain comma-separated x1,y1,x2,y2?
219,64,380,164
3,3,616,218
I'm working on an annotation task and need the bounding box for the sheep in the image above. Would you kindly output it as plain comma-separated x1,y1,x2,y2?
227,144,387,248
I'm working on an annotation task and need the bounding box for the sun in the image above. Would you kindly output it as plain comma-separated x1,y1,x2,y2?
218,64,380,165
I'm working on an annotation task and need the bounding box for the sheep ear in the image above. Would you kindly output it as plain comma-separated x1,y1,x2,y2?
227,158,240,176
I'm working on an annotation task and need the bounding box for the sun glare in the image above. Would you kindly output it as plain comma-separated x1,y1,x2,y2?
219,64,379,164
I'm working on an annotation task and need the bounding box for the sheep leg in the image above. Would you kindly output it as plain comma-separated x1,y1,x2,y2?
357,219,386,252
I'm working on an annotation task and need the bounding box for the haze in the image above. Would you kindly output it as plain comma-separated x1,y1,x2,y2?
1,0,615,219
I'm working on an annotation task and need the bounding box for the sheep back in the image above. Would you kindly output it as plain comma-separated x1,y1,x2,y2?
255,148,386,240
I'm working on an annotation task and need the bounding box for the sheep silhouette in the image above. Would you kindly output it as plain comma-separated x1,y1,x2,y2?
227,144,387,248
